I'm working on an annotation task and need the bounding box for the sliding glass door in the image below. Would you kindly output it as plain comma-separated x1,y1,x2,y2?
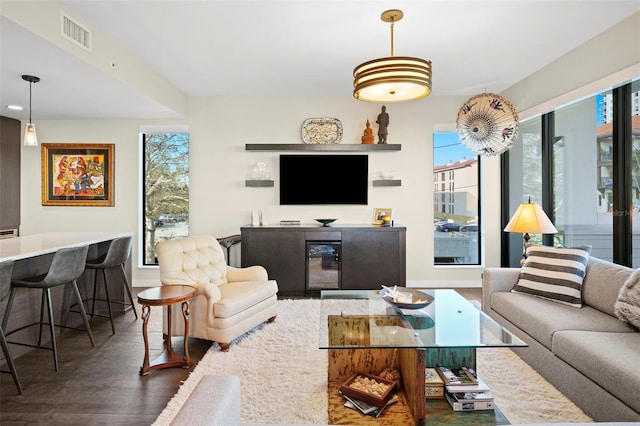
505,117,542,266
631,80,640,268
553,94,612,259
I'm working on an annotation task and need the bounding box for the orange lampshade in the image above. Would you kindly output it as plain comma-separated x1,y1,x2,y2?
504,200,557,235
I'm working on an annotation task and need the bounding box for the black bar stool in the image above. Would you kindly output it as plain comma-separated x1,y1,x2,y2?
0,259,22,394
2,245,95,371
65,236,137,334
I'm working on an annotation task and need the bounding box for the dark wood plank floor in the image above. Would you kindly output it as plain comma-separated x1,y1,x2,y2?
1,287,481,425
0,288,210,426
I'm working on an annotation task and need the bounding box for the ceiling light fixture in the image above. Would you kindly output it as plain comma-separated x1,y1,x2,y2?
353,9,432,103
22,74,40,147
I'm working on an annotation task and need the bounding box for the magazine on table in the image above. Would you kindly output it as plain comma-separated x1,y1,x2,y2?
436,366,478,386
448,391,494,402
341,392,398,417
340,392,378,415
445,391,495,411
444,375,491,393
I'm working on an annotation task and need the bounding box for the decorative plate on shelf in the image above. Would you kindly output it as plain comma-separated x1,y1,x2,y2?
380,287,434,310
301,118,343,144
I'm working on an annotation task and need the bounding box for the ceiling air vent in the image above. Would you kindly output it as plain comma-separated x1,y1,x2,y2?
60,11,92,53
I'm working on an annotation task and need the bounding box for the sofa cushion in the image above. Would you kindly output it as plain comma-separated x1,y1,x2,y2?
552,330,640,414
582,257,633,317
512,245,591,307
490,291,635,349
614,267,640,329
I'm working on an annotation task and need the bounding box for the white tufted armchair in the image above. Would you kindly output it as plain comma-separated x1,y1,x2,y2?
155,234,278,351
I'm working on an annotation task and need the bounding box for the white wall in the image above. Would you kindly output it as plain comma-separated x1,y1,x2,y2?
20,95,503,287
504,12,640,119
18,12,639,288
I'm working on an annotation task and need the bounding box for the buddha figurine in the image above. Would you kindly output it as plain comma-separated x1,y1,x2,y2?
361,119,374,144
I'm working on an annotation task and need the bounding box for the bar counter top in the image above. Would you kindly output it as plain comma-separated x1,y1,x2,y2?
0,231,134,261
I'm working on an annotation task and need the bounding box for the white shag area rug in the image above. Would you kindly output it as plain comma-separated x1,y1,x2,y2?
153,299,592,425
476,348,592,424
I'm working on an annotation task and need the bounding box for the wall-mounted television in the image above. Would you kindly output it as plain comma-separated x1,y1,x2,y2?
280,154,368,205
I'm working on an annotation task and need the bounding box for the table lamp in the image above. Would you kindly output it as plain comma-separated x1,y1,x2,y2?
504,197,558,264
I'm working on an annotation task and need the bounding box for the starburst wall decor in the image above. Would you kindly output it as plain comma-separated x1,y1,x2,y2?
456,93,520,156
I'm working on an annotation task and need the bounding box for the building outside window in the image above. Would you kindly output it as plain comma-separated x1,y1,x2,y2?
433,132,481,265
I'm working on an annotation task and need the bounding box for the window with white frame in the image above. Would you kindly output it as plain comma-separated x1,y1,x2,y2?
141,130,189,265
433,132,481,265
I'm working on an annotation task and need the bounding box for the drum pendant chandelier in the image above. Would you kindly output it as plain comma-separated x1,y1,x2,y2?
353,9,432,103
456,92,520,156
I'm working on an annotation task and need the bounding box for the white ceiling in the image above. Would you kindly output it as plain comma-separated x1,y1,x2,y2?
1,1,639,121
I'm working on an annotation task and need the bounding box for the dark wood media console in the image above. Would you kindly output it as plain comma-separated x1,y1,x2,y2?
240,224,406,297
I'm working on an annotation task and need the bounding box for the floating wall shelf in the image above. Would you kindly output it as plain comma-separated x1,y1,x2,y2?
373,180,402,187
245,144,401,152
245,180,274,187
246,180,401,188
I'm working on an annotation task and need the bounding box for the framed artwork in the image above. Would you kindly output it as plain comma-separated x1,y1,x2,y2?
41,143,114,206
373,208,392,225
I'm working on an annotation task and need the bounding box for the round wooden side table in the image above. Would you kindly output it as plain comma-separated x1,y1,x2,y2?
137,285,195,376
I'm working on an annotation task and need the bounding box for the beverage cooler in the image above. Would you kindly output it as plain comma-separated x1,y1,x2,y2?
306,241,341,291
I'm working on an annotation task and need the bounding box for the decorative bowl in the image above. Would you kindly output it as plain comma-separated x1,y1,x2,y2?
315,218,337,227
380,287,434,309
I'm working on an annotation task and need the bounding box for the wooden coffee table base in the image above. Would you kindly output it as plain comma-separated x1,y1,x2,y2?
326,315,510,425
138,285,195,376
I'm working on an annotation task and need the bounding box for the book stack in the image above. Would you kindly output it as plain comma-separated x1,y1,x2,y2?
424,368,444,399
436,367,495,412
339,391,398,418
279,220,301,226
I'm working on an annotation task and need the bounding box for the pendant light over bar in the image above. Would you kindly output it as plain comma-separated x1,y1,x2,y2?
22,74,40,147
353,9,432,103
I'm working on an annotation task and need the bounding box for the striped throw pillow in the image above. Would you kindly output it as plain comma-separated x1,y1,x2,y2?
512,245,592,308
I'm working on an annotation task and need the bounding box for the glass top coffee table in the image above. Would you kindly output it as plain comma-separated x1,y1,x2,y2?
319,289,526,425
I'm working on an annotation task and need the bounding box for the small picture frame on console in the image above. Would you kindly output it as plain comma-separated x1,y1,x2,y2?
373,208,392,225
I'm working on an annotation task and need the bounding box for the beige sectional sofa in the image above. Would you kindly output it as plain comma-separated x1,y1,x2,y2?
482,256,640,422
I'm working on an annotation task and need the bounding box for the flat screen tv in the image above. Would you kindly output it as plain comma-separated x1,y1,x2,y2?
280,154,368,205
